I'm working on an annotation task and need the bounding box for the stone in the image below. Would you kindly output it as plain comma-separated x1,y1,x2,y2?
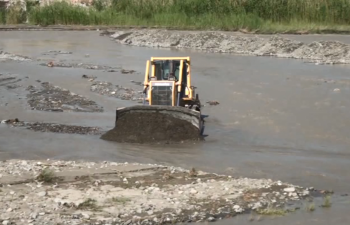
190,189,198,194
207,217,216,222
82,213,90,219
30,213,38,219
2,220,9,225
252,202,262,209
302,190,310,196
283,187,295,192
37,191,47,197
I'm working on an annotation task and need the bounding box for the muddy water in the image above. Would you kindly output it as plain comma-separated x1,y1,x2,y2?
1,31,350,224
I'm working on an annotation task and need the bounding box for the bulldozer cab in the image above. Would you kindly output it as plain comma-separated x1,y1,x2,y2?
153,60,185,83
143,57,195,107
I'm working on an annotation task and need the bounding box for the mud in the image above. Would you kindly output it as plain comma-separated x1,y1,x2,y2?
110,30,350,65
26,82,104,112
42,50,73,55
40,61,119,72
90,81,143,102
101,111,202,144
1,118,103,135
0,159,328,225
0,73,22,90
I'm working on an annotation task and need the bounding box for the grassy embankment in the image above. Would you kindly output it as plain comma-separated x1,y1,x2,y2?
1,0,350,33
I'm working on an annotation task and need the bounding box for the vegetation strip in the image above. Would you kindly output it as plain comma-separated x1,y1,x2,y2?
2,0,350,34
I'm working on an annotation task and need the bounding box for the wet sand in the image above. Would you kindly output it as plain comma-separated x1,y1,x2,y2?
0,30,350,224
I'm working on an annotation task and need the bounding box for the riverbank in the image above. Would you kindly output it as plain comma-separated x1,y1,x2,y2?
2,0,350,34
0,159,331,225
2,24,350,35
106,29,350,65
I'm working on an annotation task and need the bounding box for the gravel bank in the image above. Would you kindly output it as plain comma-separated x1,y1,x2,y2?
0,159,328,225
109,30,350,65
26,82,104,113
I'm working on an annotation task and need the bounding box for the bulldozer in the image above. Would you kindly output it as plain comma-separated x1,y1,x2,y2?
100,57,205,143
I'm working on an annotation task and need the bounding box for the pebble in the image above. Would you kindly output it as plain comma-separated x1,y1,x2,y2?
82,213,90,219
2,220,9,225
207,217,216,222
30,213,38,219
37,191,47,197
190,189,198,194
283,187,296,192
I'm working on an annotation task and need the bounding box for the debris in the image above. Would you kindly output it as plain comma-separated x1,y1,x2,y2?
206,101,220,106
90,81,143,102
121,69,136,74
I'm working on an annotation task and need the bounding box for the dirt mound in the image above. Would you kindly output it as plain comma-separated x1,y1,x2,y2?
110,30,350,65
101,111,202,144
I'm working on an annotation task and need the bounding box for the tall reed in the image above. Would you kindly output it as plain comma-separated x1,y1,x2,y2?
12,0,350,31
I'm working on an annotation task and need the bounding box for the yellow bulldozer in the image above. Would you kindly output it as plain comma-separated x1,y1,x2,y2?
100,57,205,143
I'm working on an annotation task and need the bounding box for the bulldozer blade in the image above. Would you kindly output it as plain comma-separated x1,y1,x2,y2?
100,105,204,144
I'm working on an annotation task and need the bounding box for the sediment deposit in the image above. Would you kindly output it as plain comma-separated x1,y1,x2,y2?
0,159,326,225
110,30,350,65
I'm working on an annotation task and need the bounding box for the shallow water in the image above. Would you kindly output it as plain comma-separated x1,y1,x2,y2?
0,31,350,224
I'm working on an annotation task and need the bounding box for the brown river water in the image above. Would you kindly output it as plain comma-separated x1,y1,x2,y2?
0,31,350,224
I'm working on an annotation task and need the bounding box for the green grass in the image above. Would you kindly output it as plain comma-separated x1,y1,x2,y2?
2,0,350,33
106,196,131,205
256,207,288,216
306,202,316,212
321,195,332,208
77,198,101,211
36,167,58,183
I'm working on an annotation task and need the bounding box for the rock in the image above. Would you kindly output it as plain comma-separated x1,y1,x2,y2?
251,202,262,210
207,217,216,222
2,220,9,225
30,213,38,219
233,205,244,212
6,208,12,212
37,191,47,197
147,210,154,216
81,213,90,219
283,187,296,192
39,212,45,216
190,189,198,194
